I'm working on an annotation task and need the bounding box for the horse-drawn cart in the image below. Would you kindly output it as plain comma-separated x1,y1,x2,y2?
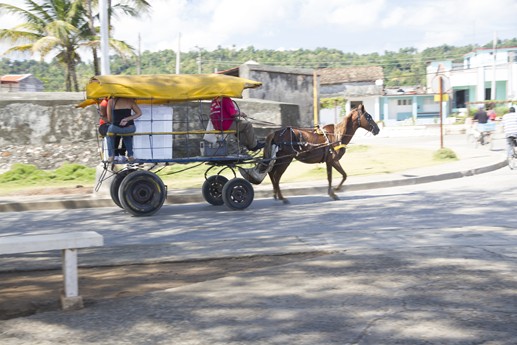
79,74,264,216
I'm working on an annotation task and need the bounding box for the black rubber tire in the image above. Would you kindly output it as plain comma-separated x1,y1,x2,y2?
110,169,136,208
222,178,254,210
118,170,167,216
202,175,229,206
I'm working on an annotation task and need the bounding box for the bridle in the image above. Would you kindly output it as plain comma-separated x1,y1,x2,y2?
356,109,377,133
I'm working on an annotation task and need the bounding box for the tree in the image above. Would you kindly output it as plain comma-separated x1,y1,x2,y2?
0,0,89,91
83,0,151,75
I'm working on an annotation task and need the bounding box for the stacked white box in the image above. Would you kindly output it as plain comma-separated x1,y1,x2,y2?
133,105,174,160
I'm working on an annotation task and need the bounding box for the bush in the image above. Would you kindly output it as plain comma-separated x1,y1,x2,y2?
0,163,95,185
433,147,458,160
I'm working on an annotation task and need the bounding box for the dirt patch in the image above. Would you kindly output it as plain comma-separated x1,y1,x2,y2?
0,252,328,320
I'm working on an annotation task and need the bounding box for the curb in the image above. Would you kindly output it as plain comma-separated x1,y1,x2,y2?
0,157,508,213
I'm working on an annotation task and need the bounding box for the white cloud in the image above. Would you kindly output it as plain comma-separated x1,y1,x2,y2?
1,0,516,59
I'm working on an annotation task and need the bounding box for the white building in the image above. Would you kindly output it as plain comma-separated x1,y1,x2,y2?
427,47,517,111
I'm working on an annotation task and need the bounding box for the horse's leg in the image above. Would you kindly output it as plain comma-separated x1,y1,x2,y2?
269,155,293,204
325,160,339,200
332,160,348,193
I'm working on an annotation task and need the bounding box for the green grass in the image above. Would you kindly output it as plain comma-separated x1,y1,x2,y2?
0,163,96,193
0,145,457,193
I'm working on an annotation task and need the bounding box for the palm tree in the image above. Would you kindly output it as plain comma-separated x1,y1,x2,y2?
84,0,151,75
0,1,151,90
0,0,89,91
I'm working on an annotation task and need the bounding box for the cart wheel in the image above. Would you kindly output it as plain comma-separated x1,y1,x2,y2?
222,178,254,210
118,170,167,216
110,169,136,208
202,175,228,206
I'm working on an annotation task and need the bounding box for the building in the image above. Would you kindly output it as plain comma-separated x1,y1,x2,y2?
318,66,441,125
319,66,384,122
0,74,44,92
222,62,315,127
428,47,517,111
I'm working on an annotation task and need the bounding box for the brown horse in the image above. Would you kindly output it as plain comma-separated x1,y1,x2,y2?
240,104,380,203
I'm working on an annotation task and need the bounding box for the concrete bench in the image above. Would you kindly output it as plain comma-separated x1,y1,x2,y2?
0,231,104,310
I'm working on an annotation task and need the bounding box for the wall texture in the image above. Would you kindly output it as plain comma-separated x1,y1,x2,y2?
0,92,299,170
240,64,315,128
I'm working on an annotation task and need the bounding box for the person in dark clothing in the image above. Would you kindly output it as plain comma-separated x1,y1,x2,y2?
100,98,126,158
473,106,488,124
106,97,142,163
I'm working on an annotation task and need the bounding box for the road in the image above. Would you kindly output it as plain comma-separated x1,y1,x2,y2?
1,162,516,267
1,134,517,345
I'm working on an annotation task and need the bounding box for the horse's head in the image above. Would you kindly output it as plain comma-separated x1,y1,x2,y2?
353,104,380,135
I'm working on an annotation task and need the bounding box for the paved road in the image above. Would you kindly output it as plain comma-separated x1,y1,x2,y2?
1,131,516,345
1,157,515,267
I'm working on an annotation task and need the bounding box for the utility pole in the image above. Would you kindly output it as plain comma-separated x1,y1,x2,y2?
99,0,110,75
137,33,141,75
491,32,497,100
176,33,181,74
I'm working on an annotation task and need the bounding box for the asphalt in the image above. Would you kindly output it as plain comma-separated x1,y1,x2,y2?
0,130,509,213
1,128,516,345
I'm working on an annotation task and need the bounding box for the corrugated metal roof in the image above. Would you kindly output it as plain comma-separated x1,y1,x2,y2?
318,67,384,84
0,74,32,83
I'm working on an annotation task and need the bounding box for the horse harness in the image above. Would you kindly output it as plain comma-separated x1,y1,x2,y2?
276,126,347,163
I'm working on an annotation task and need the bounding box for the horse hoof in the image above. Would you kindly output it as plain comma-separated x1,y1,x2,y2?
330,194,340,201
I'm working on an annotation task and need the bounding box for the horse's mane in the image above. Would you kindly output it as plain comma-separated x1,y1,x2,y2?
333,109,355,140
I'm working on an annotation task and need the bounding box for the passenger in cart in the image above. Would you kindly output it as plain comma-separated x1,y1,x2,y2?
106,97,142,163
210,96,265,152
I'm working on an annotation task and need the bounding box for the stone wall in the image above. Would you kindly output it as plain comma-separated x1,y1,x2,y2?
0,92,299,171
240,64,315,128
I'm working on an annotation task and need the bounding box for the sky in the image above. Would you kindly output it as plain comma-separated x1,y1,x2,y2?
1,0,517,60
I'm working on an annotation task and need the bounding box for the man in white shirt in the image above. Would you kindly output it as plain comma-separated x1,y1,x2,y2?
502,107,517,157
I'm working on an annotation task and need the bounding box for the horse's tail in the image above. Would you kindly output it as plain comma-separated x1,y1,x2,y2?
238,132,278,184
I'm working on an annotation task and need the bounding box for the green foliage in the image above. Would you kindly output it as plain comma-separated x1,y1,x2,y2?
0,163,95,185
433,148,458,161
321,97,346,109
53,164,96,181
2,35,517,91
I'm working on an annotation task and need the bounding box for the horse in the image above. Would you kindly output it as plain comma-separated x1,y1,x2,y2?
239,104,380,203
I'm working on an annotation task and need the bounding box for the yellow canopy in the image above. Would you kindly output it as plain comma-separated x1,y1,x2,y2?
79,73,262,107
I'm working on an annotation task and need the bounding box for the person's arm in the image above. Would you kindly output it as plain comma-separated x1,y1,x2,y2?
130,100,142,120
99,99,108,123
120,99,142,126
107,98,114,123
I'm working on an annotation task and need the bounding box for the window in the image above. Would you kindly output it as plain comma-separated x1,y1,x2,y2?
397,99,412,106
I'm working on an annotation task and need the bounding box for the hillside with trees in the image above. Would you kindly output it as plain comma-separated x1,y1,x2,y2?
1,38,517,92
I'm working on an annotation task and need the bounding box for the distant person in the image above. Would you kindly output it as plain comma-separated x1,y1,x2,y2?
473,105,488,124
487,107,497,121
106,97,142,163
473,105,490,135
210,96,264,151
502,107,517,157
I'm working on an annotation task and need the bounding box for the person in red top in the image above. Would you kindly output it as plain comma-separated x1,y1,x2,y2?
210,97,264,151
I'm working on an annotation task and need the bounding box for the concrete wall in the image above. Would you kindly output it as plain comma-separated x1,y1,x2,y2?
239,64,314,128
0,92,94,146
0,92,299,147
